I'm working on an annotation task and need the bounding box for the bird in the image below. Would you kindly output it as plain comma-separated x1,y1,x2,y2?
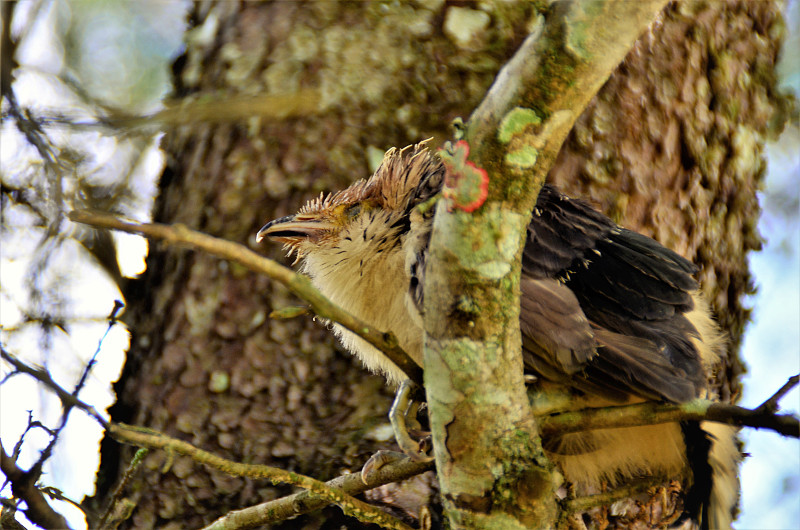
257,142,739,529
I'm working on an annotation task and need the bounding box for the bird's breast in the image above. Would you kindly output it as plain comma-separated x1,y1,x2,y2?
301,244,424,383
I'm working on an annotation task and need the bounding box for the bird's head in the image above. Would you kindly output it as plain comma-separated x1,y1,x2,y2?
257,142,444,264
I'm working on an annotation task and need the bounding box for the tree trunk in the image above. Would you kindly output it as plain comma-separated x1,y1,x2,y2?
91,1,785,528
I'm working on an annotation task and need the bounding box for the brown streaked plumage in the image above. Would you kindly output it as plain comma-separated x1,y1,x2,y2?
258,142,739,529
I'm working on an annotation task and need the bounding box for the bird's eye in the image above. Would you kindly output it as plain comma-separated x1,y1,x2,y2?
345,204,361,218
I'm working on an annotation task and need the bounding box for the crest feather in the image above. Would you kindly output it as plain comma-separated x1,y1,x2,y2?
299,140,443,214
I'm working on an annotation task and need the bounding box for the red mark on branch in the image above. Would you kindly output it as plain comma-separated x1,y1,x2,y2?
438,140,489,213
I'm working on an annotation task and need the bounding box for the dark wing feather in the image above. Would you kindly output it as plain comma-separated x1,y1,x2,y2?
519,278,597,375
523,185,615,279
521,185,705,402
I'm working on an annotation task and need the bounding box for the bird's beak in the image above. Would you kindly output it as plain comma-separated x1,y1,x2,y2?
256,214,337,244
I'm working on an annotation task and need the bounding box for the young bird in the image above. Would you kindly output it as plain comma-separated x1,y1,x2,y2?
257,142,739,528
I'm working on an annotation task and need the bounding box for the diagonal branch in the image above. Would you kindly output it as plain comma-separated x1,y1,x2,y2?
424,1,671,527
539,397,800,439
1,345,109,427
66,209,423,386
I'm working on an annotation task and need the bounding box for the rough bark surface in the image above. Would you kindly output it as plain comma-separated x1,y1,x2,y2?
91,1,785,528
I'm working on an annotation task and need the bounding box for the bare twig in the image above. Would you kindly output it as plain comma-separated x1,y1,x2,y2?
757,374,800,414
27,303,123,484
0,346,109,427
66,209,423,386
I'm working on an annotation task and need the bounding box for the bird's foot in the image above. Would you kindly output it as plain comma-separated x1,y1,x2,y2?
390,379,434,463
360,450,406,484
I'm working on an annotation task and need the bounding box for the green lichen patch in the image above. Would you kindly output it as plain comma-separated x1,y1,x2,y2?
504,145,539,169
498,107,541,143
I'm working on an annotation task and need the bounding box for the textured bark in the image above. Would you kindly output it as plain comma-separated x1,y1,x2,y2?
90,1,785,529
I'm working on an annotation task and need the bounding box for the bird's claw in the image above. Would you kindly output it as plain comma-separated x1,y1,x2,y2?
360,450,407,484
390,380,434,463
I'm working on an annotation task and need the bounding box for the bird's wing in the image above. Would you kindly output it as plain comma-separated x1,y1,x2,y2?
521,185,705,403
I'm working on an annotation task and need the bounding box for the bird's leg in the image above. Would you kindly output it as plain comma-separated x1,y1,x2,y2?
389,379,433,462
360,380,433,483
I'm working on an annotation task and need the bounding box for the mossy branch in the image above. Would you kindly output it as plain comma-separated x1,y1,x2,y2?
465,0,672,201
539,390,800,439
202,453,433,530
105,424,415,530
424,1,671,527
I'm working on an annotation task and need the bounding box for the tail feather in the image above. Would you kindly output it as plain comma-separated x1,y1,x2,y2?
703,422,741,529
679,421,740,529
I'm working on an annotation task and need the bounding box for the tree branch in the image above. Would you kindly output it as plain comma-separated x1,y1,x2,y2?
4,343,796,529
66,209,423,386
561,477,671,515
539,397,800,439
202,453,433,530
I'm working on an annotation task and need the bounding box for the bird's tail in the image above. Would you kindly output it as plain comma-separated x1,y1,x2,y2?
703,422,741,529
681,421,740,529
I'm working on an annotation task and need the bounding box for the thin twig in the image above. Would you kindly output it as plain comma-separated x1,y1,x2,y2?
757,374,800,414
66,209,423,386
0,346,109,427
95,448,148,530
561,477,667,514
28,303,123,482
